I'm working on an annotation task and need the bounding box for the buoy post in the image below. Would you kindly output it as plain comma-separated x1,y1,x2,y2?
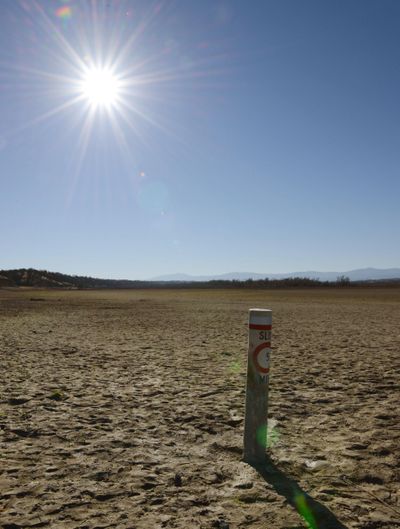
243,308,272,464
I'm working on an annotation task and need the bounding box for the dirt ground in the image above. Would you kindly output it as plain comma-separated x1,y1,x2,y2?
0,287,399,529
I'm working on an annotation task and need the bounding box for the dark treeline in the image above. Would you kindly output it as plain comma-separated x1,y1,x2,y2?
1,268,400,289
0,268,149,289
162,276,400,288
192,277,341,288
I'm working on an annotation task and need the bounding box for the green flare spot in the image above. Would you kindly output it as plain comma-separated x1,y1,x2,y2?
256,424,267,448
256,424,280,449
229,361,241,374
294,492,318,529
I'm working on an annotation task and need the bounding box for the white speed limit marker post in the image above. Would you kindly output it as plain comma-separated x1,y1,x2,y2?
243,308,272,464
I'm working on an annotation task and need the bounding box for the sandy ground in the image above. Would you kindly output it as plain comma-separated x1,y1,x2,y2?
0,287,400,529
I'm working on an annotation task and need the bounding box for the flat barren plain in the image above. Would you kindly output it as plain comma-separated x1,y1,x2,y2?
1,288,399,529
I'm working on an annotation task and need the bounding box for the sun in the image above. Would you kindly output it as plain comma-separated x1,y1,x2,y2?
80,68,121,108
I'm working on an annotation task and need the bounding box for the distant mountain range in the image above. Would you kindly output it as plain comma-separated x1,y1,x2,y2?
151,268,400,282
0,267,399,289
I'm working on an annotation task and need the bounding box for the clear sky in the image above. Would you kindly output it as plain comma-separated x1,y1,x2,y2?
0,0,399,279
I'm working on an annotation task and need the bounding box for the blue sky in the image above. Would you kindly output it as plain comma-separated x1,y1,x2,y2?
0,0,399,279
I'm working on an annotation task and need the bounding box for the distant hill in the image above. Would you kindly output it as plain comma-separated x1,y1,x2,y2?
151,268,400,282
1,267,400,289
0,269,148,289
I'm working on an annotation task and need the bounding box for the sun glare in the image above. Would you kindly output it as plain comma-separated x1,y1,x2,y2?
80,68,121,108
6,0,221,183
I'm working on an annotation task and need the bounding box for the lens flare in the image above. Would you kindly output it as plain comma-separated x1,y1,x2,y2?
229,360,241,374
256,424,267,448
55,6,72,19
294,492,318,529
256,423,280,448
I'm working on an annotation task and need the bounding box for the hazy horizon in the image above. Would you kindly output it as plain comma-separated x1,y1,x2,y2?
1,1,399,279
2,265,400,283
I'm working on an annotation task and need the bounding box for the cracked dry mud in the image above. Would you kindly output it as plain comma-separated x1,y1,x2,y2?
1,288,400,529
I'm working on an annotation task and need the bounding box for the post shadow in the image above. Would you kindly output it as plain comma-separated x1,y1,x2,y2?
249,456,348,529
